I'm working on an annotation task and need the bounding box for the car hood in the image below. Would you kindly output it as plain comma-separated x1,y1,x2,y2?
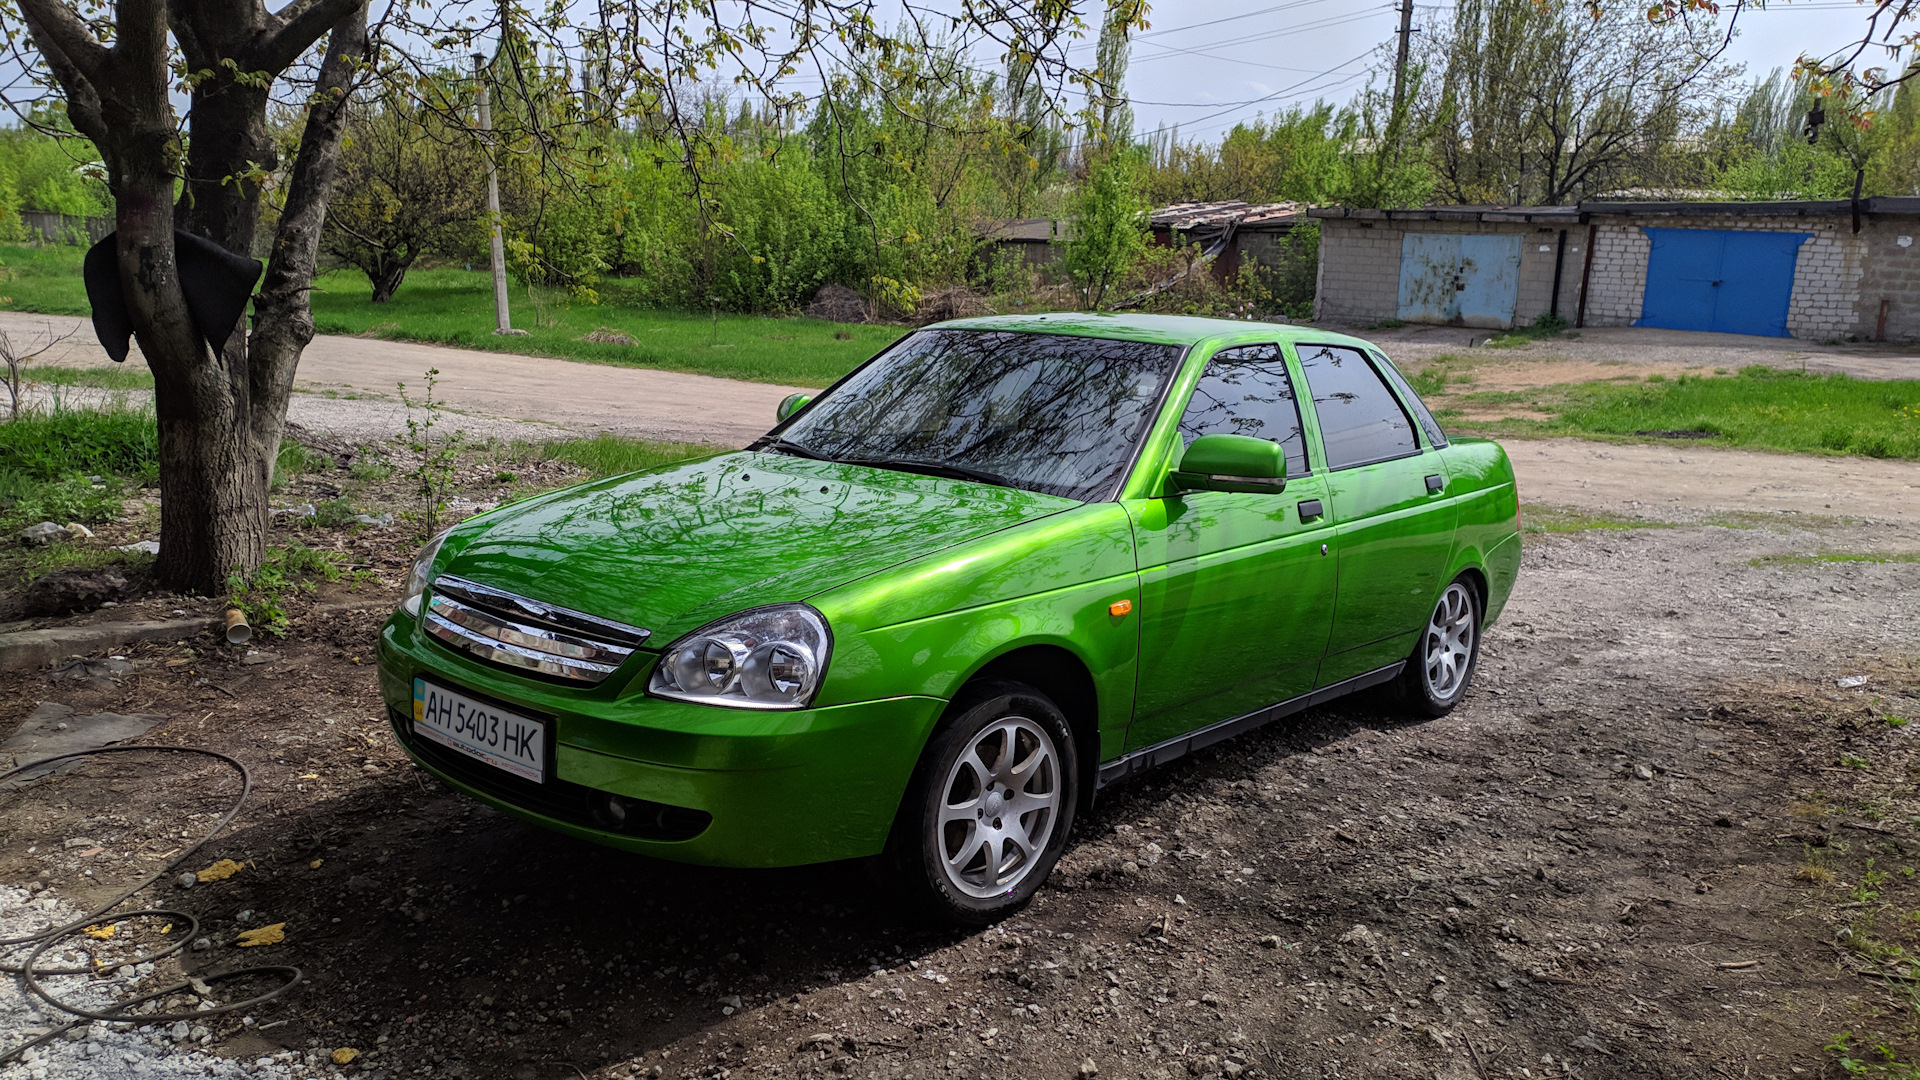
437,451,1078,641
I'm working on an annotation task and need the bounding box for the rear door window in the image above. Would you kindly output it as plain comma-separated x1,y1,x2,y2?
1296,344,1419,470
1370,351,1449,449
1175,343,1311,477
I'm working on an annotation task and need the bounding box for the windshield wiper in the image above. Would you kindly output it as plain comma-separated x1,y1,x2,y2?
841,456,1016,489
759,437,833,461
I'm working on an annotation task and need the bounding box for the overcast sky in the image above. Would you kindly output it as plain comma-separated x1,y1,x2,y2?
1107,0,1892,141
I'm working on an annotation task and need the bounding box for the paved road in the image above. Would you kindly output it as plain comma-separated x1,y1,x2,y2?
0,311,802,447
10,311,1920,527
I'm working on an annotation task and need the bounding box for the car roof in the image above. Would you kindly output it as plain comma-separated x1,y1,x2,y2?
926,312,1378,351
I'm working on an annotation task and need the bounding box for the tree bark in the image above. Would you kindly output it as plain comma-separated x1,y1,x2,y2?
368,254,413,303
20,0,365,594
251,8,368,480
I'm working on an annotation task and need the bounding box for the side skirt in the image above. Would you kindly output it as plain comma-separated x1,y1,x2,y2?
1094,662,1405,790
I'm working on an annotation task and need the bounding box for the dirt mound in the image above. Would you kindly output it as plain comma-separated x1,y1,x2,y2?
19,567,129,616
805,283,870,324
911,286,992,326
579,327,638,346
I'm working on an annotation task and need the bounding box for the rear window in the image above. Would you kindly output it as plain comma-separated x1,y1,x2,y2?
1296,344,1419,470
1371,351,1449,449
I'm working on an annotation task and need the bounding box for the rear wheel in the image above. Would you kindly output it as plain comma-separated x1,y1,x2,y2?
889,681,1077,925
1399,578,1482,717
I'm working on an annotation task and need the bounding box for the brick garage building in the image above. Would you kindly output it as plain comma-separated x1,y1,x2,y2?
1311,198,1920,340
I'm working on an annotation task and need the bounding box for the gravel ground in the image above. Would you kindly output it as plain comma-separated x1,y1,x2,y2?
2,500,1917,1079
0,886,320,1079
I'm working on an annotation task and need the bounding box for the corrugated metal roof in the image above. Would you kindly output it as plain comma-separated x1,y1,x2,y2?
1309,197,1920,221
1309,205,1581,223
1150,201,1306,231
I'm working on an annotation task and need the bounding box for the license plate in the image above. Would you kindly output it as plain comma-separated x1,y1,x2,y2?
412,679,547,783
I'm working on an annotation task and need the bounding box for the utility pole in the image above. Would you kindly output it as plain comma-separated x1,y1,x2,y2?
474,53,521,336
1390,0,1414,147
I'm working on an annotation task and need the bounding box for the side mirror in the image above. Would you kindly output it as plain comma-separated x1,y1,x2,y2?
776,392,811,423
1172,434,1287,494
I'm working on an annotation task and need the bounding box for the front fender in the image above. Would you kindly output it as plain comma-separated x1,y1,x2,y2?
811,502,1140,759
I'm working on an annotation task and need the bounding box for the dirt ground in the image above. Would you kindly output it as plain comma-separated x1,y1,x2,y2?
5,445,1920,1079
1355,322,1920,382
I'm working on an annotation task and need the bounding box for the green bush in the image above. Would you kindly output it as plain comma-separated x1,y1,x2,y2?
708,157,845,312
0,406,159,482
0,472,125,531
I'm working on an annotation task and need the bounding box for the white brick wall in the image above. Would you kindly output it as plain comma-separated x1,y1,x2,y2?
1316,208,1920,341
1581,214,1862,340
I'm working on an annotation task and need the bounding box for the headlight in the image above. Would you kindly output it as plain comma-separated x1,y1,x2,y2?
400,528,452,617
648,604,831,709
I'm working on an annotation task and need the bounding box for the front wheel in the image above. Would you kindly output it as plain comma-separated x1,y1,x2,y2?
1399,578,1483,717
888,681,1078,925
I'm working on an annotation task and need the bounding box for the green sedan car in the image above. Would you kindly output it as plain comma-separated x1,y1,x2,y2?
377,313,1520,922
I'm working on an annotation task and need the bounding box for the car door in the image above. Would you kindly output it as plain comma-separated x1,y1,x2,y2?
1295,342,1459,687
1124,343,1340,752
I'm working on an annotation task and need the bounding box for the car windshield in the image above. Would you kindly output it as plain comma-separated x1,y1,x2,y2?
771,329,1184,501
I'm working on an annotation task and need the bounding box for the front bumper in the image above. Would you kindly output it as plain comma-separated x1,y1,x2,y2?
377,610,946,867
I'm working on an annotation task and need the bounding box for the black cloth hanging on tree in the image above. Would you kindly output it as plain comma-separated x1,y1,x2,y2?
82,231,264,364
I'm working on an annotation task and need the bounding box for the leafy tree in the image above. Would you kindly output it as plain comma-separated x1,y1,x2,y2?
1415,0,1734,204
3,0,368,592
1143,104,1432,209
325,86,486,302
1064,145,1149,309
0,0,1117,590
1871,74,1920,196
1089,0,1142,148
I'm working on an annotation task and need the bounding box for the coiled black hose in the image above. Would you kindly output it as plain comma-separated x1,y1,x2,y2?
0,746,303,1064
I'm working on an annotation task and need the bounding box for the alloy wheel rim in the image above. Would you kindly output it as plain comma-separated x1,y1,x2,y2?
936,717,1061,899
1422,583,1475,700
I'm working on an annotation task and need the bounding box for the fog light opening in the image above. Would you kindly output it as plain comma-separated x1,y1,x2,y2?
592,793,630,831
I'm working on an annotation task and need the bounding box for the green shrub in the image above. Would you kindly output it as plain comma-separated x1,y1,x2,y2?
0,406,158,483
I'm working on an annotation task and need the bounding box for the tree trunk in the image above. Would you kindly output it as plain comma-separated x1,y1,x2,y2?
18,0,365,596
369,254,413,303
251,10,368,481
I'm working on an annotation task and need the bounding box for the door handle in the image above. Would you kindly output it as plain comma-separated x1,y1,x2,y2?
1297,499,1324,522
1425,474,1444,493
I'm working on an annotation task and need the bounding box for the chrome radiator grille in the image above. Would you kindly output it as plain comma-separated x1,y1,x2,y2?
422,575,651,684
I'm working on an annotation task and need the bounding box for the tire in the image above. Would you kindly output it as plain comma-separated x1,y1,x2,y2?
1398,577,1483,717
887,680,1078,925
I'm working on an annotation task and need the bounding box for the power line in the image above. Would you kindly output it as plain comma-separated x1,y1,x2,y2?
1131,0,1353,42
1128,6,1396,65
1133,46,1379,138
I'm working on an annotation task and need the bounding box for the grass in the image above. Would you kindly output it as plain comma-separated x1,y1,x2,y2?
0,243,92,313
0,403,160,585
1520,503,1671,535
1751,552,1920,568
0,404,158,486
19,364,155,390
0,245,904,387
1485,313,1575,348
516,433,719,480
227,542,361,635
1455,366,1920,459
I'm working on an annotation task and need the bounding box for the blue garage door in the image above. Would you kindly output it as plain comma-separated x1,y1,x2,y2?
1396,233,1522,329
1637,228,1811,337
